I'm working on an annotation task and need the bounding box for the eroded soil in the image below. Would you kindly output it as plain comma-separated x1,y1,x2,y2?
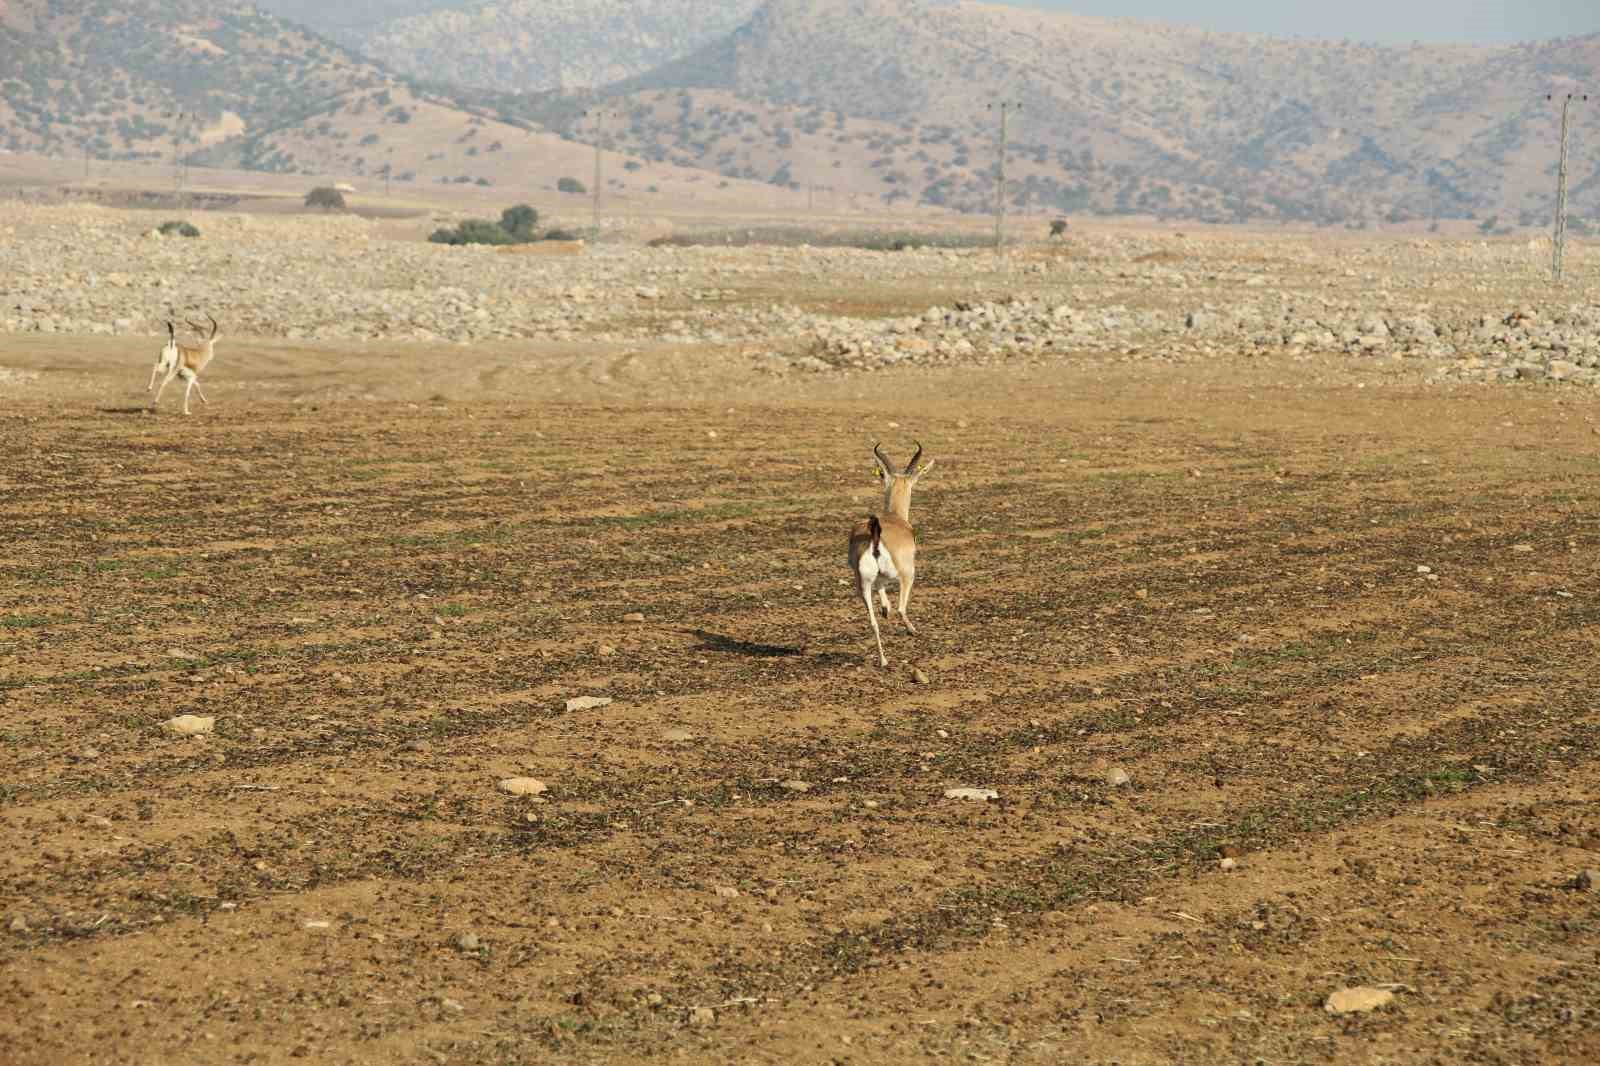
2,339,1598,1065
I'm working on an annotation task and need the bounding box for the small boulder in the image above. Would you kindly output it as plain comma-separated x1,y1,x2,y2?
1325,987,1395,1014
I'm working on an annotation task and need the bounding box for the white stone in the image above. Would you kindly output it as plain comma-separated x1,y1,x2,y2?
1325,987,1395,1014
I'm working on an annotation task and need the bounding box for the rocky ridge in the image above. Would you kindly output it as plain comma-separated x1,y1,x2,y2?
2,204,1597,389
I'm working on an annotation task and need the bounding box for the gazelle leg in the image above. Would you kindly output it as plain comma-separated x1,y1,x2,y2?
191,377,209,406
152,364,180,408
147,362,160,391
877,586,891,618
861,577,887,667
897,571,918,634
181,370,196,415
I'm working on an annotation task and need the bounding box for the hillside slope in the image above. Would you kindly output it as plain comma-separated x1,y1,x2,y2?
574,0,1600,224
250,0,759,92
358,0,760,92
0,0,783,209
8,0,1598,224
0,0,389,160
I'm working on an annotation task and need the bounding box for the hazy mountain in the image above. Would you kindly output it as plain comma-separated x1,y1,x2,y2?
8,0,1597,225
0,0,390,160
246,1,464,39
0,0,775,206
448,0,1595,226
559,0,1598,224
252,0,760,92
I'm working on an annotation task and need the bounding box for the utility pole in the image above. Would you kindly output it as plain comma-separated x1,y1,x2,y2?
583,107,616,241
170,110,187,195
989,101,1021,250
1549,92,1588,283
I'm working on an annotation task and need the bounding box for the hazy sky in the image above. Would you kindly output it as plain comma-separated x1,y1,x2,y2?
1006,1,1600,43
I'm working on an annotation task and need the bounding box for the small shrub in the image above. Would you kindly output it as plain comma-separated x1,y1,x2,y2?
556,176,586,194
542,228,580,242
500,204,538,239
428,218,517,246
428,203,564,246
157,220,199,238
305,186,347,211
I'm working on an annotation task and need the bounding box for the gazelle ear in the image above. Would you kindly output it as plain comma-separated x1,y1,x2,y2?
912,458,935,479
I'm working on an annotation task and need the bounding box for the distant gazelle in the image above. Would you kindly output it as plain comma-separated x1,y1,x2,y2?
848,442,935,666
149,313,219,415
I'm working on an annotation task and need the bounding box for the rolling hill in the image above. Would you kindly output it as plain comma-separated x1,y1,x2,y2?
6,0,1598,225
0,0,782,208
0,0,391,161
250,0,758,92
479,0,1600,225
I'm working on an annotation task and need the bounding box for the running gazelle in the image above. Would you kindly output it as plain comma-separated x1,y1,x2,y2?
847,442,935,666
149,313,219,415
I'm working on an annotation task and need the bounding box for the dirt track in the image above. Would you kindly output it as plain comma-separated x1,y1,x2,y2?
2,338,1599,1064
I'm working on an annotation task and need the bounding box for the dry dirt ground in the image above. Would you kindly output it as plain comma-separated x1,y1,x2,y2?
2,330,1599,1066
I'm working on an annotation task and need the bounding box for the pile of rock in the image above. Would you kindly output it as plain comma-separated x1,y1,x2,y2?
2,201,1598,387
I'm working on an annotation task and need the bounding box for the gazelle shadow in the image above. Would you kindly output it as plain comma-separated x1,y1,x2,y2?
687,629,807,658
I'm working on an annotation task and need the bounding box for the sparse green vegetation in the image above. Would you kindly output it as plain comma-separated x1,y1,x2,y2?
428,203,564,246
304,186,347,211
157,220,200,238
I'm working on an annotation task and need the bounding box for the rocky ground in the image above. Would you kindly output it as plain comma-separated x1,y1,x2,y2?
3,203,1599,387
2,354,1598,1065
2,199,1599,1064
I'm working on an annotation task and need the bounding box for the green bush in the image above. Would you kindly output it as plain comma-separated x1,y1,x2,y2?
556,176,586,194
305,186,346,210
428,218,517,246
500,204,538,240
428,203,553,246
543,228,580,242
157,220,199,238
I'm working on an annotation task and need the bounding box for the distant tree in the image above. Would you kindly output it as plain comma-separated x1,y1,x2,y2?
500,204,538,240
557,176,586,194
305,186,346,211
